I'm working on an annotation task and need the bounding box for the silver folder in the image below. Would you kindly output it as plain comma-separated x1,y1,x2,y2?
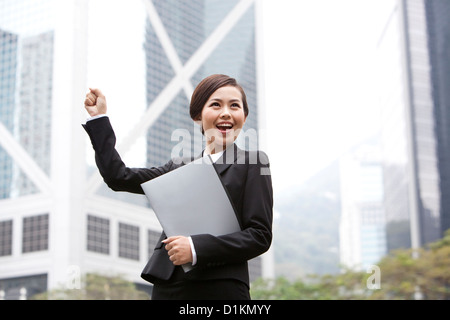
141,155,241,272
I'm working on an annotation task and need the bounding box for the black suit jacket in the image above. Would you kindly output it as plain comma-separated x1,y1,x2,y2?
83,117,273,288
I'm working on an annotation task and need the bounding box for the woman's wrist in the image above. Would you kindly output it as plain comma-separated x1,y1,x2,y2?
86,114,108,122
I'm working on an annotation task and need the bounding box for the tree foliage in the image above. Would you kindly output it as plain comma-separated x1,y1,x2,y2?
251,229,450,300
30,272,149,300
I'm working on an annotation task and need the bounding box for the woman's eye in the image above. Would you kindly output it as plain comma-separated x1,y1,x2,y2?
231,103,240,108
211,102,220,107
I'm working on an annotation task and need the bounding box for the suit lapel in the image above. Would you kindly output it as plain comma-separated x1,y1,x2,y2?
193,144,244,175
214,144,240,175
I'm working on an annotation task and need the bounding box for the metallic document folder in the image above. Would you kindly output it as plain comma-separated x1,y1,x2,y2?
141,155,241,272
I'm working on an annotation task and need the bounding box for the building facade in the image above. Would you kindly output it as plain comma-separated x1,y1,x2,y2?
376,0,450,252
0,0,271,299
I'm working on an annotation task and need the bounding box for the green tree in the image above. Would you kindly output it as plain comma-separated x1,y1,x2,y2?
369,229,450,300
30,272,149,300
367,248,422,300
252,229,450,300
424,230,450,299
251,270,370,300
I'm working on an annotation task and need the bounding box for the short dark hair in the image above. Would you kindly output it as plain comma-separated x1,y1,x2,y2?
189,74,249,122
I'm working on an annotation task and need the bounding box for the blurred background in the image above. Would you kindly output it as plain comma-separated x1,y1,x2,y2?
1,0,450,300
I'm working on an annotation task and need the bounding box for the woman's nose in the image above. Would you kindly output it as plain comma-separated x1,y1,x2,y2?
220,106,231,118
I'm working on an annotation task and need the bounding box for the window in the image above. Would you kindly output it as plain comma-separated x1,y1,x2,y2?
118,222,139,260
0,220,12,256
22,214,48,253
87,214,110,254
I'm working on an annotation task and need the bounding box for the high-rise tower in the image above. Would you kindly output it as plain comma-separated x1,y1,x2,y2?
376,0,450,251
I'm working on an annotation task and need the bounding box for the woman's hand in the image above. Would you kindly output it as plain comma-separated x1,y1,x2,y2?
84,88,107,117
163,236,193,265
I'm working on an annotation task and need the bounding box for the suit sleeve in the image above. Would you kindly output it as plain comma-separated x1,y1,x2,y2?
82,116,173,194
191,151,273,267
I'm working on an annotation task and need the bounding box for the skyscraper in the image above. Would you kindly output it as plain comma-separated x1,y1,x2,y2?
0,29,17,200
143,0,260,167
0,0,271,299
0,0,89,299
376,0,450,252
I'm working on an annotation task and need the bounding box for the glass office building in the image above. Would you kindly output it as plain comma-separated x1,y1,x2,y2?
0,29,17,200
144,0,259,167
0,0,89,299
376,0,450,251
425,0,450,242
0,0,270,299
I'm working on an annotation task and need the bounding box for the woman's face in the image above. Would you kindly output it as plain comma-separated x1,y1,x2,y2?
200,85,247,153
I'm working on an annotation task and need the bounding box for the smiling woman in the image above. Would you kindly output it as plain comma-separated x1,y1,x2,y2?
82,73,273,300
189,75,249,155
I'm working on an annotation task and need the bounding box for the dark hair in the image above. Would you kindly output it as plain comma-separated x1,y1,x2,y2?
189,74,249,122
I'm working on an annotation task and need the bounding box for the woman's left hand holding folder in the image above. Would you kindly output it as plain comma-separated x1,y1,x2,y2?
162,236,193,265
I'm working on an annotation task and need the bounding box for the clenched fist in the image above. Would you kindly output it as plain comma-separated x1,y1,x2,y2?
84,88,107,117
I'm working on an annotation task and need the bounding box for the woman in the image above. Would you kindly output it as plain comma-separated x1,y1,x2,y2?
83,74,273,300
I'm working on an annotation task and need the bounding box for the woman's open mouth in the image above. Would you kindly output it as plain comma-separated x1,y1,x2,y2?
216,122,233,134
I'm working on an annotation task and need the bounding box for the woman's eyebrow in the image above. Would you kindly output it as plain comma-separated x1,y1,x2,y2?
209,98,242,103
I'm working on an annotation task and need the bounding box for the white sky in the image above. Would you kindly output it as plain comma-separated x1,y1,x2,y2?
86,0,395,197
261,0,393,194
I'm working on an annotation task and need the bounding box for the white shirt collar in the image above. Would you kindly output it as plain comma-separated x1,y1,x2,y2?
204,150,224,163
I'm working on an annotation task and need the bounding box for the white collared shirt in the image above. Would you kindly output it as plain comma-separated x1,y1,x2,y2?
206,150,224,163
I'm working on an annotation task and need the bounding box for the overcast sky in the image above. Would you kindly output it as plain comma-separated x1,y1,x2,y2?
261,0,393,194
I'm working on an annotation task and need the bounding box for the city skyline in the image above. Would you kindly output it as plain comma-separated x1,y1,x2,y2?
2,0,450,299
